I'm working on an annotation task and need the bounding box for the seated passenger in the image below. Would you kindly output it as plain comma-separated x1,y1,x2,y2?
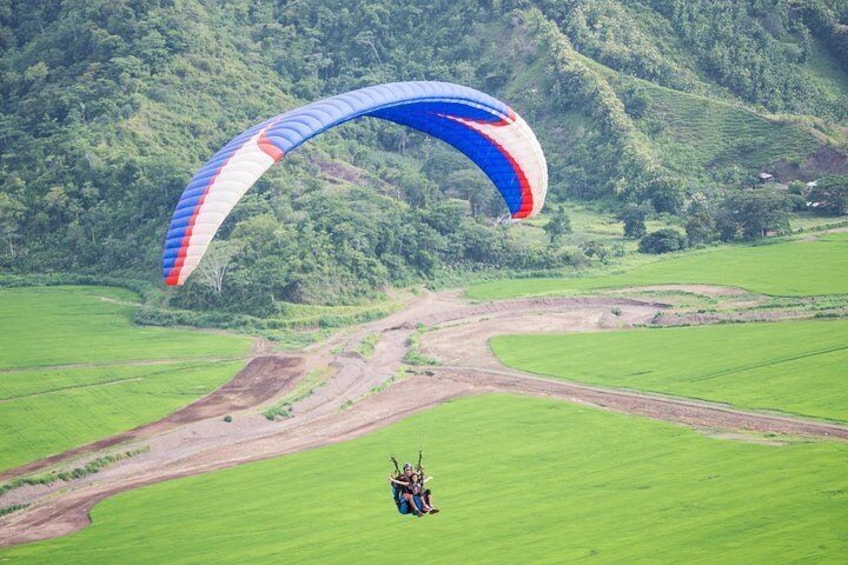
388,460,439,516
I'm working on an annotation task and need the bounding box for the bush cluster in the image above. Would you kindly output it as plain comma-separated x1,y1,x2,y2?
639,228,689,254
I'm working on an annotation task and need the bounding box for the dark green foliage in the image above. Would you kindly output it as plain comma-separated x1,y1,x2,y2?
716,191,792,241
645,176,684,215
622,86,652,120
644,0,848,118
532,11,658,202
787,193,809,212
618,204,648,239
638,228,689,254
684,195,719,246
543,205,572,246
807,175,848,215
686,209,717,246
581,239,613,264
0,503,30,518
0,0,588,314
788,180,807,195
796,0,848,73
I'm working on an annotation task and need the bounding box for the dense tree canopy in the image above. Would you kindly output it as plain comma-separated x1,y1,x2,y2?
716,191,792,241
807,175,848,215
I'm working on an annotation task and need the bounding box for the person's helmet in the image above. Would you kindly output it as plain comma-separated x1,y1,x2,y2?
403,463,412,470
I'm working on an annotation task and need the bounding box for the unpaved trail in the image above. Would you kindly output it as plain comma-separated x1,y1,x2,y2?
1,286,846,548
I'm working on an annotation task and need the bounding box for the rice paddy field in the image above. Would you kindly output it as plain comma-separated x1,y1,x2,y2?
0,286,251,472
492,318,848,423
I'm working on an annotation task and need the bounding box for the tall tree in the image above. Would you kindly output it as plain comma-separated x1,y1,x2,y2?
195,241,244,296
543,205,573,247
716,191,791,241
618,204,647,239
807,175,848,216
0,192,25,259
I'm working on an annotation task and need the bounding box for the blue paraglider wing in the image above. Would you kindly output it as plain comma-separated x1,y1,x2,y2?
163,81,547,286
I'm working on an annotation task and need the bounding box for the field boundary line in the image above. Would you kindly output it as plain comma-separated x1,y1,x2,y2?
434,365,848,440
0,356,247,375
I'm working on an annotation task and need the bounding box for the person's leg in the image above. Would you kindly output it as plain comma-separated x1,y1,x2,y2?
413,494,429,513
392,485,406,513
424,489,438,513
406,493,424,515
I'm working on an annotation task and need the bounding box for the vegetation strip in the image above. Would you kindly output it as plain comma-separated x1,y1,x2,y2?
403,325,440,366
0,448,149,498
261,366,332,421
0,504,30,519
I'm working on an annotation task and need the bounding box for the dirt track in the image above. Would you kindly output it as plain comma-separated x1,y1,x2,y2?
1,287,846,548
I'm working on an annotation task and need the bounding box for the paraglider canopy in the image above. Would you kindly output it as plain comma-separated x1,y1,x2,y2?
163,81,548,286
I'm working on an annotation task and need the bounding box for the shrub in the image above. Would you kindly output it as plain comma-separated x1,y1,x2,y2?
262,404,292,421
0,503,30,518
638,228,689,254
787,194,808,212
788,180,806,195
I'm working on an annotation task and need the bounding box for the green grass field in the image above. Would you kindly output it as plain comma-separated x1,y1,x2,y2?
0,286,250,369
1,394,845,564
492,318,848,423
0,286,251,472
468,232,848,300
0,361,244,472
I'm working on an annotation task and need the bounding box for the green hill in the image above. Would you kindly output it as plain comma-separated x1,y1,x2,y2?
1,0,846,313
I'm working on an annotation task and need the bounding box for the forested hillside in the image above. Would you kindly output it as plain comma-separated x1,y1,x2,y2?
1,0,847,316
